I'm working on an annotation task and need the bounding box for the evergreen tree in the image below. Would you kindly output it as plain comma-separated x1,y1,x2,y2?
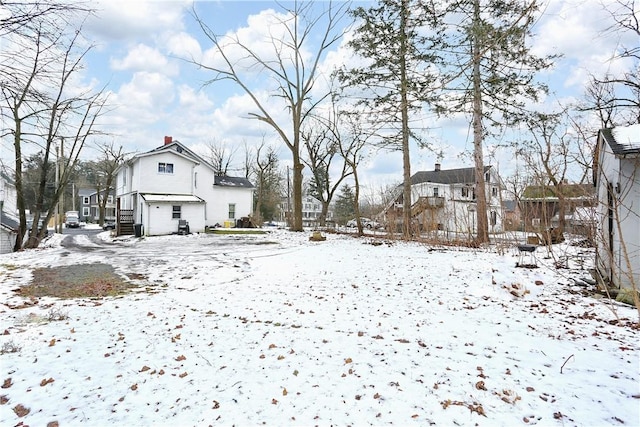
338,0,443,238
437,0,556,242
333,184,356,225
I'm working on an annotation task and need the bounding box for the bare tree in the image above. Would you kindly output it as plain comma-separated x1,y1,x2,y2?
302,111,352,227
205,139,239,176
518,111,577,235
253,140,282,224
588,0,640,125
91,142,126,226
1,4,109,249
190,1,349,231
333,108,375,235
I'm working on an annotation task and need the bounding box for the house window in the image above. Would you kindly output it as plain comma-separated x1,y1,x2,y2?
228,203,236,220
172,205,181,219
490,211,497,226
158,162,174,174
83,196,89,204
433,187,439,197
461,187,468,198
532,218,541,227
485,172,490,182
82,207,90,217
491,187,497,197
107,195,113,204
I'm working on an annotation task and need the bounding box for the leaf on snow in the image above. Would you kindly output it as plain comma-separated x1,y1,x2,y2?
13,403,30,417
40,378,55,387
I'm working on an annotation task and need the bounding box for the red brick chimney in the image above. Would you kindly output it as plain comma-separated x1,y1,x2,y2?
164,136,172,145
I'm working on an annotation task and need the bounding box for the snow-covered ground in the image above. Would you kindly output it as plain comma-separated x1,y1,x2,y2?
0,229,638,426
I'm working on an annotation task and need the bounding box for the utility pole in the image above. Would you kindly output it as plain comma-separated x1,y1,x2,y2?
55,144,59,233
59,140,64,233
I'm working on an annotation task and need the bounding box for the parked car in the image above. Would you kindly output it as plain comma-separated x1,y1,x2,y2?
103,220,116,230
65,211,80,228
26,218,48,237
346,217,382,229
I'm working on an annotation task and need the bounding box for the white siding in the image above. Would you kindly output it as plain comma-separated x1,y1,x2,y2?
596,139,640,290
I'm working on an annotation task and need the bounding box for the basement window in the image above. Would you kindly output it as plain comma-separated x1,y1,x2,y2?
172,205,181,219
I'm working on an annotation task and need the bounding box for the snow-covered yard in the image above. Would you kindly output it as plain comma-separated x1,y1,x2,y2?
0,229,638,426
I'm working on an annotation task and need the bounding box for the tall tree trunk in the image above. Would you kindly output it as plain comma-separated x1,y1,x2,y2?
472,0,489,244
400,0,412,239
13,119,26,251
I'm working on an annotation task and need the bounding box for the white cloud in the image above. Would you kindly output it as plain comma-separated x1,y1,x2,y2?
86,0,190,42
165,32,202,61
110,44,178,76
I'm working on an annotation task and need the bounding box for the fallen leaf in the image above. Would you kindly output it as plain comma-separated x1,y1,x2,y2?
49,339,56,347
1,378,12,389
475,381,486,391
345,357,353,364
140,366,151,372
271,398,278,405
179,372,188,378
40,378,55,387
282,388,288,396
212,400,220,409
130,383,138,391
175,355,186,361
13,403,30,417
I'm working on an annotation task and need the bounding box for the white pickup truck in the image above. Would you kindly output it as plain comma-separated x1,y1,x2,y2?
65,211,80,228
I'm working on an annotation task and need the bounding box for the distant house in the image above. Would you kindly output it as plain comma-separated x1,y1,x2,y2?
77,188,116,223
383,164,504,235
1,170,19,253
115,136,254,236
78,188,93,221
277,194,332,228
520,183,596,233
594,124,640,291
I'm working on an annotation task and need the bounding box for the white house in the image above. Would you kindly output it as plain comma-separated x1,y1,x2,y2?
1,170,19,253
594,124,640,291
115,137,254,236
383,164,503,235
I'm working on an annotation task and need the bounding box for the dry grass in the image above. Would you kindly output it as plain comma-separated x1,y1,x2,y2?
18,263,135,299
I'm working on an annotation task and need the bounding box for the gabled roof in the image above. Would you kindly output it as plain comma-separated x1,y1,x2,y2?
118,140,210,173
214,175,254,188
600,124,640,157
410,166,492,185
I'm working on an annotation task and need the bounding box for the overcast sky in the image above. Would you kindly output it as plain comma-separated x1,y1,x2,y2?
2,0,636,193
